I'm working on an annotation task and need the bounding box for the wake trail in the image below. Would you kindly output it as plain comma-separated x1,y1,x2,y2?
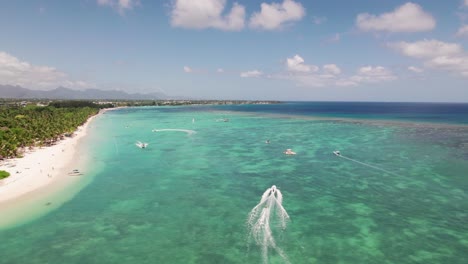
152,129,196,135
337,154,400,177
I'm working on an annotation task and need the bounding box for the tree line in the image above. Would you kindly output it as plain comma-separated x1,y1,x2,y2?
0,101,105,159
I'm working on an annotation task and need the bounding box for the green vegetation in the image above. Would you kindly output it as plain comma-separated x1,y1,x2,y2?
0,98,278,159
119,100,280,107
0,101,102,158
0,170,10,179
49,100,114,108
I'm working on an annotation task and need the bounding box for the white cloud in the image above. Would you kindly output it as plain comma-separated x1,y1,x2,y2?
249,0,305,30
286,55,318,72
282,74,340,87
183,66,192,73
390,39,468,76
97,0,138,14
323,64,341,75
240,70,262,78
427,56,468,76
456,25,468,37
217,68,224,73
278,54,395,87
389,39,463,59
0,51,95,89
350,66,397,83
408,66,423,73
277,55,394,87
170,0,245,31
356,2,435,32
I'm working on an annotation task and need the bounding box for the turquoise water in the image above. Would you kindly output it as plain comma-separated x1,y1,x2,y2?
1,105,467,263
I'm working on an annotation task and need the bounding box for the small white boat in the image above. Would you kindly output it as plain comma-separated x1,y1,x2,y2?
136,141,148,148
333,150,341,156
284,149,296,155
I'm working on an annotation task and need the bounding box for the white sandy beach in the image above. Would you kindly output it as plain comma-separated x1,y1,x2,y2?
0,111,101,203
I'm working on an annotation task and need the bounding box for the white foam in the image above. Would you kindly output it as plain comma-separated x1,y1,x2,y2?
152,129,196,135
247,185,290,264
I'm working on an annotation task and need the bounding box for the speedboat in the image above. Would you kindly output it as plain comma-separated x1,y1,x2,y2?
284,149,296,155
136,141,148,148
333,150,341,156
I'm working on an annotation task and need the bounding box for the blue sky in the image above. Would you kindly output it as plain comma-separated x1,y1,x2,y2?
1,0,468,102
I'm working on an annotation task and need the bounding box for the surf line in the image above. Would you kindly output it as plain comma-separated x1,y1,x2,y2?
152,129,196,135
334,151,399,176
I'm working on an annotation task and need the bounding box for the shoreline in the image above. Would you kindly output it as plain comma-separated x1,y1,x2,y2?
0,108,119,228
0,112,98,202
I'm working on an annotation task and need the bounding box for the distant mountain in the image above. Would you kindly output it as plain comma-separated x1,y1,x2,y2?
0,85,167,100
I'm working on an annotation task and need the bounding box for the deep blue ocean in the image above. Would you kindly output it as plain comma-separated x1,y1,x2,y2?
208,101,468,124
0,102,467,264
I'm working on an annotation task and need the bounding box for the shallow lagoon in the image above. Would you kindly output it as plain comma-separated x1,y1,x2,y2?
0,104,467,264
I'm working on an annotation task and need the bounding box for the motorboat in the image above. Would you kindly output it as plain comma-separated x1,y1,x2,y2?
284,149,296,155
136,141,148,148
333,150,341,156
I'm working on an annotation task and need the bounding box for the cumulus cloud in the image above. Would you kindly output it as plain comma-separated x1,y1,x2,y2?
286,55,318,72
408,66,423,73
456,25,468,37
389,39,462,59
427,56,468,76
323,64,341,75
240,70,262,78
240,55,395,88
170,0,245,31
356,2,435,32
0,51,95,90
97,0,138,14
390,39,468,76
277,55,393,87
350,66,397,83
278,55,397,87
249,0,305,30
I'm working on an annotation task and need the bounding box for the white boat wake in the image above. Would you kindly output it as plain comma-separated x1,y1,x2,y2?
247,185,291,264
152,129,196,135
333,150,399,176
